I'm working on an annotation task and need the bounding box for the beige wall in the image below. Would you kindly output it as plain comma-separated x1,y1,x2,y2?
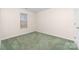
36,8,74,40
0,9,1,38
0,9,3,38
0,8,75,41
0,8,36,40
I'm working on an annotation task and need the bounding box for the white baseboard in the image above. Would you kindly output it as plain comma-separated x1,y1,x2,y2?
36,31,75,41
0,31,34,40
0,31,75,42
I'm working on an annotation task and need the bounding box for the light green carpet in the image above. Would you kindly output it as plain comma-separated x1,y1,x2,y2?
1,32,78,50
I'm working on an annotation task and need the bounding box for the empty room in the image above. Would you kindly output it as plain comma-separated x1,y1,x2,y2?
0,8,79,50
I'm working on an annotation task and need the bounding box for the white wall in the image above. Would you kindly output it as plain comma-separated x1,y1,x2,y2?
0,8,75,41
36,8,74,40
0,8,36,40
0,9,2,38
0,9,2,47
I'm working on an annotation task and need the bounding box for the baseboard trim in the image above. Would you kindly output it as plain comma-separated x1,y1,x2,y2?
0,31,75,42
0,31,34,40
35,31,75,42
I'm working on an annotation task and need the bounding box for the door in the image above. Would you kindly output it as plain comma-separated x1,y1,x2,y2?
74,9,79,48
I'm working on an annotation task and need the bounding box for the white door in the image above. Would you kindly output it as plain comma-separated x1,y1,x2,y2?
74,9,79,48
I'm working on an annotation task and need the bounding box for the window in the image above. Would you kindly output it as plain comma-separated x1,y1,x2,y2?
20,13,27,28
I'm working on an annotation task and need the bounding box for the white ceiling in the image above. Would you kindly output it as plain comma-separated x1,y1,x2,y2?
26,8,49,13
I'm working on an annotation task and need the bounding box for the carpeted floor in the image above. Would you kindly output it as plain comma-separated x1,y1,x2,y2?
1,32,78,50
